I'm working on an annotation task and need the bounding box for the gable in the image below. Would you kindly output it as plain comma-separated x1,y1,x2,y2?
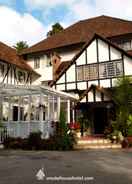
55,34,132,92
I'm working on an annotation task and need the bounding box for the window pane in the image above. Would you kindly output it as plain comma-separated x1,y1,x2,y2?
99,60,123,78
34,57,40,69
116,61,123,76
107,62,115,77
84,65,98,80
99,63,107,78
89,64,98,80
77,66,84,81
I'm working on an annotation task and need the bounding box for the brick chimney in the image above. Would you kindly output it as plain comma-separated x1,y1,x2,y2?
52,52,61,80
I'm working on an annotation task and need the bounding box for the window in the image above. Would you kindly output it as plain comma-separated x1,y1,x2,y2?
99,61,123,78
84,64,98,80
34,57,40,69
117,40,132,50
46,55,52,67
77,60,123,81
77,64,98,81
13,106,24,121
77,66,84,81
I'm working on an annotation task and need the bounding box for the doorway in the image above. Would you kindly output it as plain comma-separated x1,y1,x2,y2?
93,107,107,134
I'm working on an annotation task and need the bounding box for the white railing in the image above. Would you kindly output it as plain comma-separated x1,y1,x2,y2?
0,127,9,143
3,121,55,139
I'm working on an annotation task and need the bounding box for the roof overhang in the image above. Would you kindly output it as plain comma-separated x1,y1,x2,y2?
0,83,78,101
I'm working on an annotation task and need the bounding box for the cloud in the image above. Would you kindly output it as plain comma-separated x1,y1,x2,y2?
24,0,75,10
1,1,132,47
0,6,46,46
25,0,132,25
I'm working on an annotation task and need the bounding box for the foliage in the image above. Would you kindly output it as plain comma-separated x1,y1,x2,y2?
0,121,4,128
13,41,29,53
47,23,63,37
3,123,76,151
54,108,76,150
27,131,42,150
112,77,132,137
3,137,24,149
3,109,76,151
127,115,132,136
77,113,90,136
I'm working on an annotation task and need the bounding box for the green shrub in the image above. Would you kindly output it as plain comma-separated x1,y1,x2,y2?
3,137,23,149
53,108,76,150
127,128,132,136
27,131,42,150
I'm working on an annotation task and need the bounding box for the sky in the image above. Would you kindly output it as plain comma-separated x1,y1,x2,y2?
0,0,132,46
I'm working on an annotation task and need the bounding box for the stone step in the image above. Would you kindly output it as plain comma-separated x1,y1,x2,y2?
0,144,4,149
77,139,111,144
74,143,122,149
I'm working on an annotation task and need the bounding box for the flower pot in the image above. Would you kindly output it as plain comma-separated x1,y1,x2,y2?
127,136,132,144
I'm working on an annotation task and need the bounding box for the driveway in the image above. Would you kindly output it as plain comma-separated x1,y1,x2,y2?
0,149,132,184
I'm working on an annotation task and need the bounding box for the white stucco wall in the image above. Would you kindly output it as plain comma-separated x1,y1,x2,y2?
98,39,109,62
88,91,94,102
100,79,111,88
57,74,65,84
110,47,121,60
124,56,132,75
87,40,97,63
56,84,65,91
67,83,76,90
66,64,75,82
59,50,78,62
27,55,53,84
77,82,87,90
76,51,86,65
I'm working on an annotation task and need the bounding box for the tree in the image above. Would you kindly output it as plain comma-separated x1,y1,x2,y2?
47,23,63,37
13,41,29,53
112,77,132,136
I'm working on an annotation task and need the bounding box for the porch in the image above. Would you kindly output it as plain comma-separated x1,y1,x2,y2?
0,84,77,139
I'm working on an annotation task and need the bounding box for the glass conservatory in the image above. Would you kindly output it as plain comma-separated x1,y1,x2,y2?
0,84,77,139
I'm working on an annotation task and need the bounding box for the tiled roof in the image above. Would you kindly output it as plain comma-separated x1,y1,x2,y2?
21,15,132,55
56,61,71,74
0,42,39,75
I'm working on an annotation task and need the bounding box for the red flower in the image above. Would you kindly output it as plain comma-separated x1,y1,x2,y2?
69,122,80,130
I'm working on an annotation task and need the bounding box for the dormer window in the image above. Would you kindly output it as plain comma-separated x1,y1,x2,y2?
117,40,132,51
34,57,40,69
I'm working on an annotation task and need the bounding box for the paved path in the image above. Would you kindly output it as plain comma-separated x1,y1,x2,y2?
0,149,132,184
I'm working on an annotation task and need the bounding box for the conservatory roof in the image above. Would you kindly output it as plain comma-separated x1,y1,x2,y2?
0,84,78,100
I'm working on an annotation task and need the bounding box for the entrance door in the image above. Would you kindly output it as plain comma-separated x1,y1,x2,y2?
94,107,107,134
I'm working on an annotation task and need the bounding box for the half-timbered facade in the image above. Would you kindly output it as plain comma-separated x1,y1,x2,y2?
0,42,39,85
52,34,132,134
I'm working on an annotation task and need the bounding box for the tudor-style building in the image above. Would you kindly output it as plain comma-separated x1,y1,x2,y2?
52,34,132,134
21,15,132,134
